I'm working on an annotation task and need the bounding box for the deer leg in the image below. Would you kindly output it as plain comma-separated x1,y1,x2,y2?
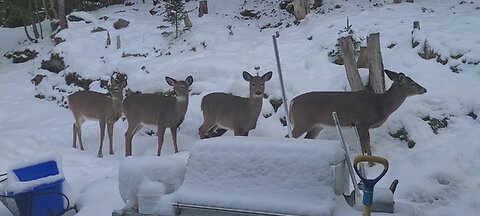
198,119,216,139
107,123,114,155
291,123,312,138
98,120,106,158
157,126,166,156
125,121,142,157
170,127,179,153
72,123,77,148
75,118,85,151
357,127,374,166
304,126,323,139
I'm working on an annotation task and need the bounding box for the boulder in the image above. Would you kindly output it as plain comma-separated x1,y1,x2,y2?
41,53,65,73
114,19,130,29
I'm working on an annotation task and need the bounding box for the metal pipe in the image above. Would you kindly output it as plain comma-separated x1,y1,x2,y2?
352,125,366,177
272,33,293,138
173,202,297,216
332,112,361,198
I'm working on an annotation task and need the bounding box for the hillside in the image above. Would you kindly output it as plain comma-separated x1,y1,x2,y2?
1,0,480,215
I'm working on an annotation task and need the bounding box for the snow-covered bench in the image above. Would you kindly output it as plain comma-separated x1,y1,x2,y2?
173,136,348,216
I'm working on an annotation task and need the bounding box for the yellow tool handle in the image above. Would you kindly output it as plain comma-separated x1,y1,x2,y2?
362,205,371,216
354,155,389,171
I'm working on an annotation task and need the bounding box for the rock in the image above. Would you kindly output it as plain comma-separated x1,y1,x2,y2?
91,26,107,33
114,19,130,29
65,73,93,90
41,53,65,73
279,0,293,9
68,15,84,22
240,10,259,19
4,49,38,63
53,37,65,45
31,75,46,86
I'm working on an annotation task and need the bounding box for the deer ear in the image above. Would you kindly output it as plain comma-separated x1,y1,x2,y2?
398,73,406,83
262,71,273,81
385,69,399,81
243,71,252,81
165,76,176,86
185,76,193,86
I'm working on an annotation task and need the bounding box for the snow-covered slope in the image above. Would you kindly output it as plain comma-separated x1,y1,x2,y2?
1,0,480,215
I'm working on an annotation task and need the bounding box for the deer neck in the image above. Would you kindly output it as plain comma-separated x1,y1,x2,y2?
111,94,123,114
174,93,189,115
380,84,407,115
247,94,263,118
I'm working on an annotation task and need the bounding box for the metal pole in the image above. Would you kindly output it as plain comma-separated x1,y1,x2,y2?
272,34,293,138
353,125,366,177
173,202,296,216
332,112,361,198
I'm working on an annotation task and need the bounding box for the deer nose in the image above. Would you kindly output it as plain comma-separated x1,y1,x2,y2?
422,88,427,93
255,90,262,95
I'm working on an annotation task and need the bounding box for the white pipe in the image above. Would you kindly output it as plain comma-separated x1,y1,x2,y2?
173,202,296,216
332,112,361,197
272,34,293,138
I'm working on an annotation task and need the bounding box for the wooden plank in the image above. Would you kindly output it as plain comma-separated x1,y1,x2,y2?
367,33,385,93
339,36,364,91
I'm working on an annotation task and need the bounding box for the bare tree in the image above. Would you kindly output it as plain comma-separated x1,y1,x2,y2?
58,0,68,30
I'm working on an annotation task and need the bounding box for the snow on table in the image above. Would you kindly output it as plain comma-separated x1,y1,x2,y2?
173,136,345,216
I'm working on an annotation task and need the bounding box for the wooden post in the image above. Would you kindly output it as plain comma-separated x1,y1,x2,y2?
105,31,111,48
184,14,192,30
293,0,308,22
367,33,385,93
339,36,364,91
116,35,121,49
356,46,368,68
199,0,208,17
393,0,402,3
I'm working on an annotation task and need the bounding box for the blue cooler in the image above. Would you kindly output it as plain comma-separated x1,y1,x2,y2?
8,160,65,216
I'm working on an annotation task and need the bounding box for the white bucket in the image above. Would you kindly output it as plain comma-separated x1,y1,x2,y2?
137,180,166,214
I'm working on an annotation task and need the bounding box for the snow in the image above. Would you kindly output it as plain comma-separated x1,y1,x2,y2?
173,136,344,216
0,0,480,215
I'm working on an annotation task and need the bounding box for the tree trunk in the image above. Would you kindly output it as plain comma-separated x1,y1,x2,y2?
58,0,68,30
356,46,368,68
105,31,111,48
35,0,44,39
199,0,208,17
21,11,36,42
293,0,308,22
42,0,51,19
184,14,192,30
0,0,6,26
339,36,364,91
367,33,385,93
49,0,59,19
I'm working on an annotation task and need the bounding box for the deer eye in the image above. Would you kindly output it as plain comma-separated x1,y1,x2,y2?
252,84,256,87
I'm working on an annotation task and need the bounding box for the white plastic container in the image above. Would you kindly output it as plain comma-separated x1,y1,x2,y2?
137,179,166,214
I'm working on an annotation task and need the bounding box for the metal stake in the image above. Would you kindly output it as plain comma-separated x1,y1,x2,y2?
272,33,293,138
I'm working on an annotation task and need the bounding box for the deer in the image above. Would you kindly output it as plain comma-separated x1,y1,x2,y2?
68,73,127,158
198,71,273,138
288,69,427,156
122,76,193,157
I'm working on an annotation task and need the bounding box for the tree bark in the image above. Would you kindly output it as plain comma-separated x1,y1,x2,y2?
199,0,208,17
293,0,308,22
367,33,385,93
356,46,368,68
58,0,68,30
339,36,364,91
35,0,44,39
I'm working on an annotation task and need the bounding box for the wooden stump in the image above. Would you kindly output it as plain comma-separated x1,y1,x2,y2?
356,46,368,69
293,0,308,22
116,35,121,49
367,33,385,93
411,21,420,48
199,0,208,17
105,31,111,48
184,14,192,30
339,36,364,91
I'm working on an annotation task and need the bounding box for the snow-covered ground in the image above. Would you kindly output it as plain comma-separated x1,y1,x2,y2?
1,0,480,215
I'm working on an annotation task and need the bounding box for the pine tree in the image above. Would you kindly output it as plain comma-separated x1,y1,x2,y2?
164,0,186,38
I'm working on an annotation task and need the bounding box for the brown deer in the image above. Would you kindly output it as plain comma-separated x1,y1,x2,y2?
289,70,426,156
68,74,127,158
122,76,193,157
198,71,273,138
